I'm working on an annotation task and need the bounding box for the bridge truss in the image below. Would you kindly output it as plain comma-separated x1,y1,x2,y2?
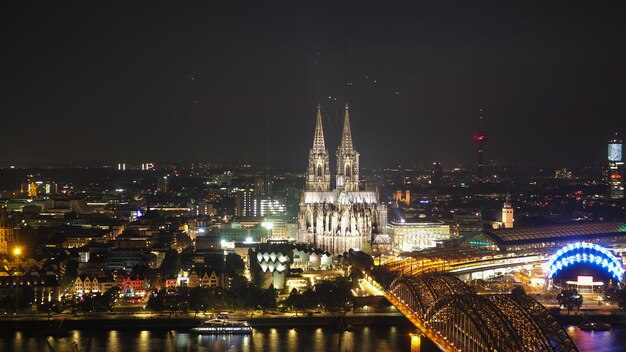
386,273,578,352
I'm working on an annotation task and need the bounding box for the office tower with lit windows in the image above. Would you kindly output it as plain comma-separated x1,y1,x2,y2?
156,176,169,193
608,134,624,199
254,173,273,196
431,162,443,188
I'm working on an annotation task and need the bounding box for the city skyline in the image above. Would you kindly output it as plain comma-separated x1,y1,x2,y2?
1,3,625,350
1,1,625,168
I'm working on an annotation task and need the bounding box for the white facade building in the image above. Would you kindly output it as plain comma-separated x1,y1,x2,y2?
388,220,451,251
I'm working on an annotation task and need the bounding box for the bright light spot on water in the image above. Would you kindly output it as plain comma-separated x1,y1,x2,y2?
108,330,119,347
14,326,623,352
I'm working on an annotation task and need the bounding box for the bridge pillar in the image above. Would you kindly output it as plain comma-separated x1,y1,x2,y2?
458,273,470,282
410,332,422,352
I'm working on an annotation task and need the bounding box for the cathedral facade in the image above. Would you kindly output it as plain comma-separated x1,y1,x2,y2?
298,104,385,255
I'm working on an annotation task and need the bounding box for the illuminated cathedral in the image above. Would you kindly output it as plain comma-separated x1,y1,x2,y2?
298,104,385,255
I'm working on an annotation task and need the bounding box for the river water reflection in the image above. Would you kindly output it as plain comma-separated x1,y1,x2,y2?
1,325,623,351
1,326,435,352
564,325,626,352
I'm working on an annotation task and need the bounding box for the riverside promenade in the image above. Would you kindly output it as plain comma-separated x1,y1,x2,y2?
1,312,411,331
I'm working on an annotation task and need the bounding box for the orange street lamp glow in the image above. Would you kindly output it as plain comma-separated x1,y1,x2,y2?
13,247,22,256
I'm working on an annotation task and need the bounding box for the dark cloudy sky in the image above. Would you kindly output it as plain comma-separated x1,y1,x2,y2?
0,1,624,168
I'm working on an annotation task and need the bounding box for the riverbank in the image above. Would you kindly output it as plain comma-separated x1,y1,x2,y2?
0,312,411,331
250,313,410,327
555,311,626,326
5,310,626,331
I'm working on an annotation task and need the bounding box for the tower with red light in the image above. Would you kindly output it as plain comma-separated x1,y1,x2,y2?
473,108,487,181
608,132,624,199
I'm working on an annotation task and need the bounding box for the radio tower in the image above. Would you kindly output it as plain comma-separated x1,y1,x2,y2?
473,108,487,181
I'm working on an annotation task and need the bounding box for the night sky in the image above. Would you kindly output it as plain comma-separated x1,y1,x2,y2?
1,1,624,169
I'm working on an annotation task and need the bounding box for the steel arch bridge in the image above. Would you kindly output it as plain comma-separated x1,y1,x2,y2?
387,273,578,352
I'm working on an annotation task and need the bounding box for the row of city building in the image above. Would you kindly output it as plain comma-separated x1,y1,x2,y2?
0,105,623,308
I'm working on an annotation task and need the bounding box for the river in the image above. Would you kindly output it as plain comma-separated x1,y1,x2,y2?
564,325,626,352
1,325,623,351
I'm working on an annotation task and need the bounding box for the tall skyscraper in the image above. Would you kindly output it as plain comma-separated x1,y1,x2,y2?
431,162,443,188
474,131,486,181
473,108,487,181
235,189,253,217
608,133,624,199
254,173,273,196
299,104,385,255
156,176,169,193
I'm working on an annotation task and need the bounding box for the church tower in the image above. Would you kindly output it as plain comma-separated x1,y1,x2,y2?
336,103,360,191
305,104,331,191
502,196,514,229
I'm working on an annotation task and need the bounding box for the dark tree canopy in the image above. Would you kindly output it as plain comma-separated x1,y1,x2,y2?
224,253,245,276
558,289,583,314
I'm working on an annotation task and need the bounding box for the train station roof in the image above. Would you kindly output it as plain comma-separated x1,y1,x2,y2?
483,222,626,248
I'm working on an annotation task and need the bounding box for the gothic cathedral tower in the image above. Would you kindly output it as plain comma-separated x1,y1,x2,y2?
336,103,360,191
305,104,331,191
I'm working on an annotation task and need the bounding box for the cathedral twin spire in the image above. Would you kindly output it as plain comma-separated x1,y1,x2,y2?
339,103,353,152
336,103,359,191
312,104,326,152
306,103,359,192
306,104,331,191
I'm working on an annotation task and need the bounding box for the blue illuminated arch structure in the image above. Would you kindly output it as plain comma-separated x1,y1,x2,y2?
547,242,624,281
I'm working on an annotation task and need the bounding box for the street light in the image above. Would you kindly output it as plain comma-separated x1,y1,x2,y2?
13,247,22,257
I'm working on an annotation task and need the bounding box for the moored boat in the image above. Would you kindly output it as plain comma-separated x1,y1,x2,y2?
579,322,611,331
190,319,253,334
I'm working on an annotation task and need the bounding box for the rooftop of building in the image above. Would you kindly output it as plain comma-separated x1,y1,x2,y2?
49,226,110,238
483,221,626,245
252,242,331,256
302,190,378,205
387,207,445,225
116,231,153,239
